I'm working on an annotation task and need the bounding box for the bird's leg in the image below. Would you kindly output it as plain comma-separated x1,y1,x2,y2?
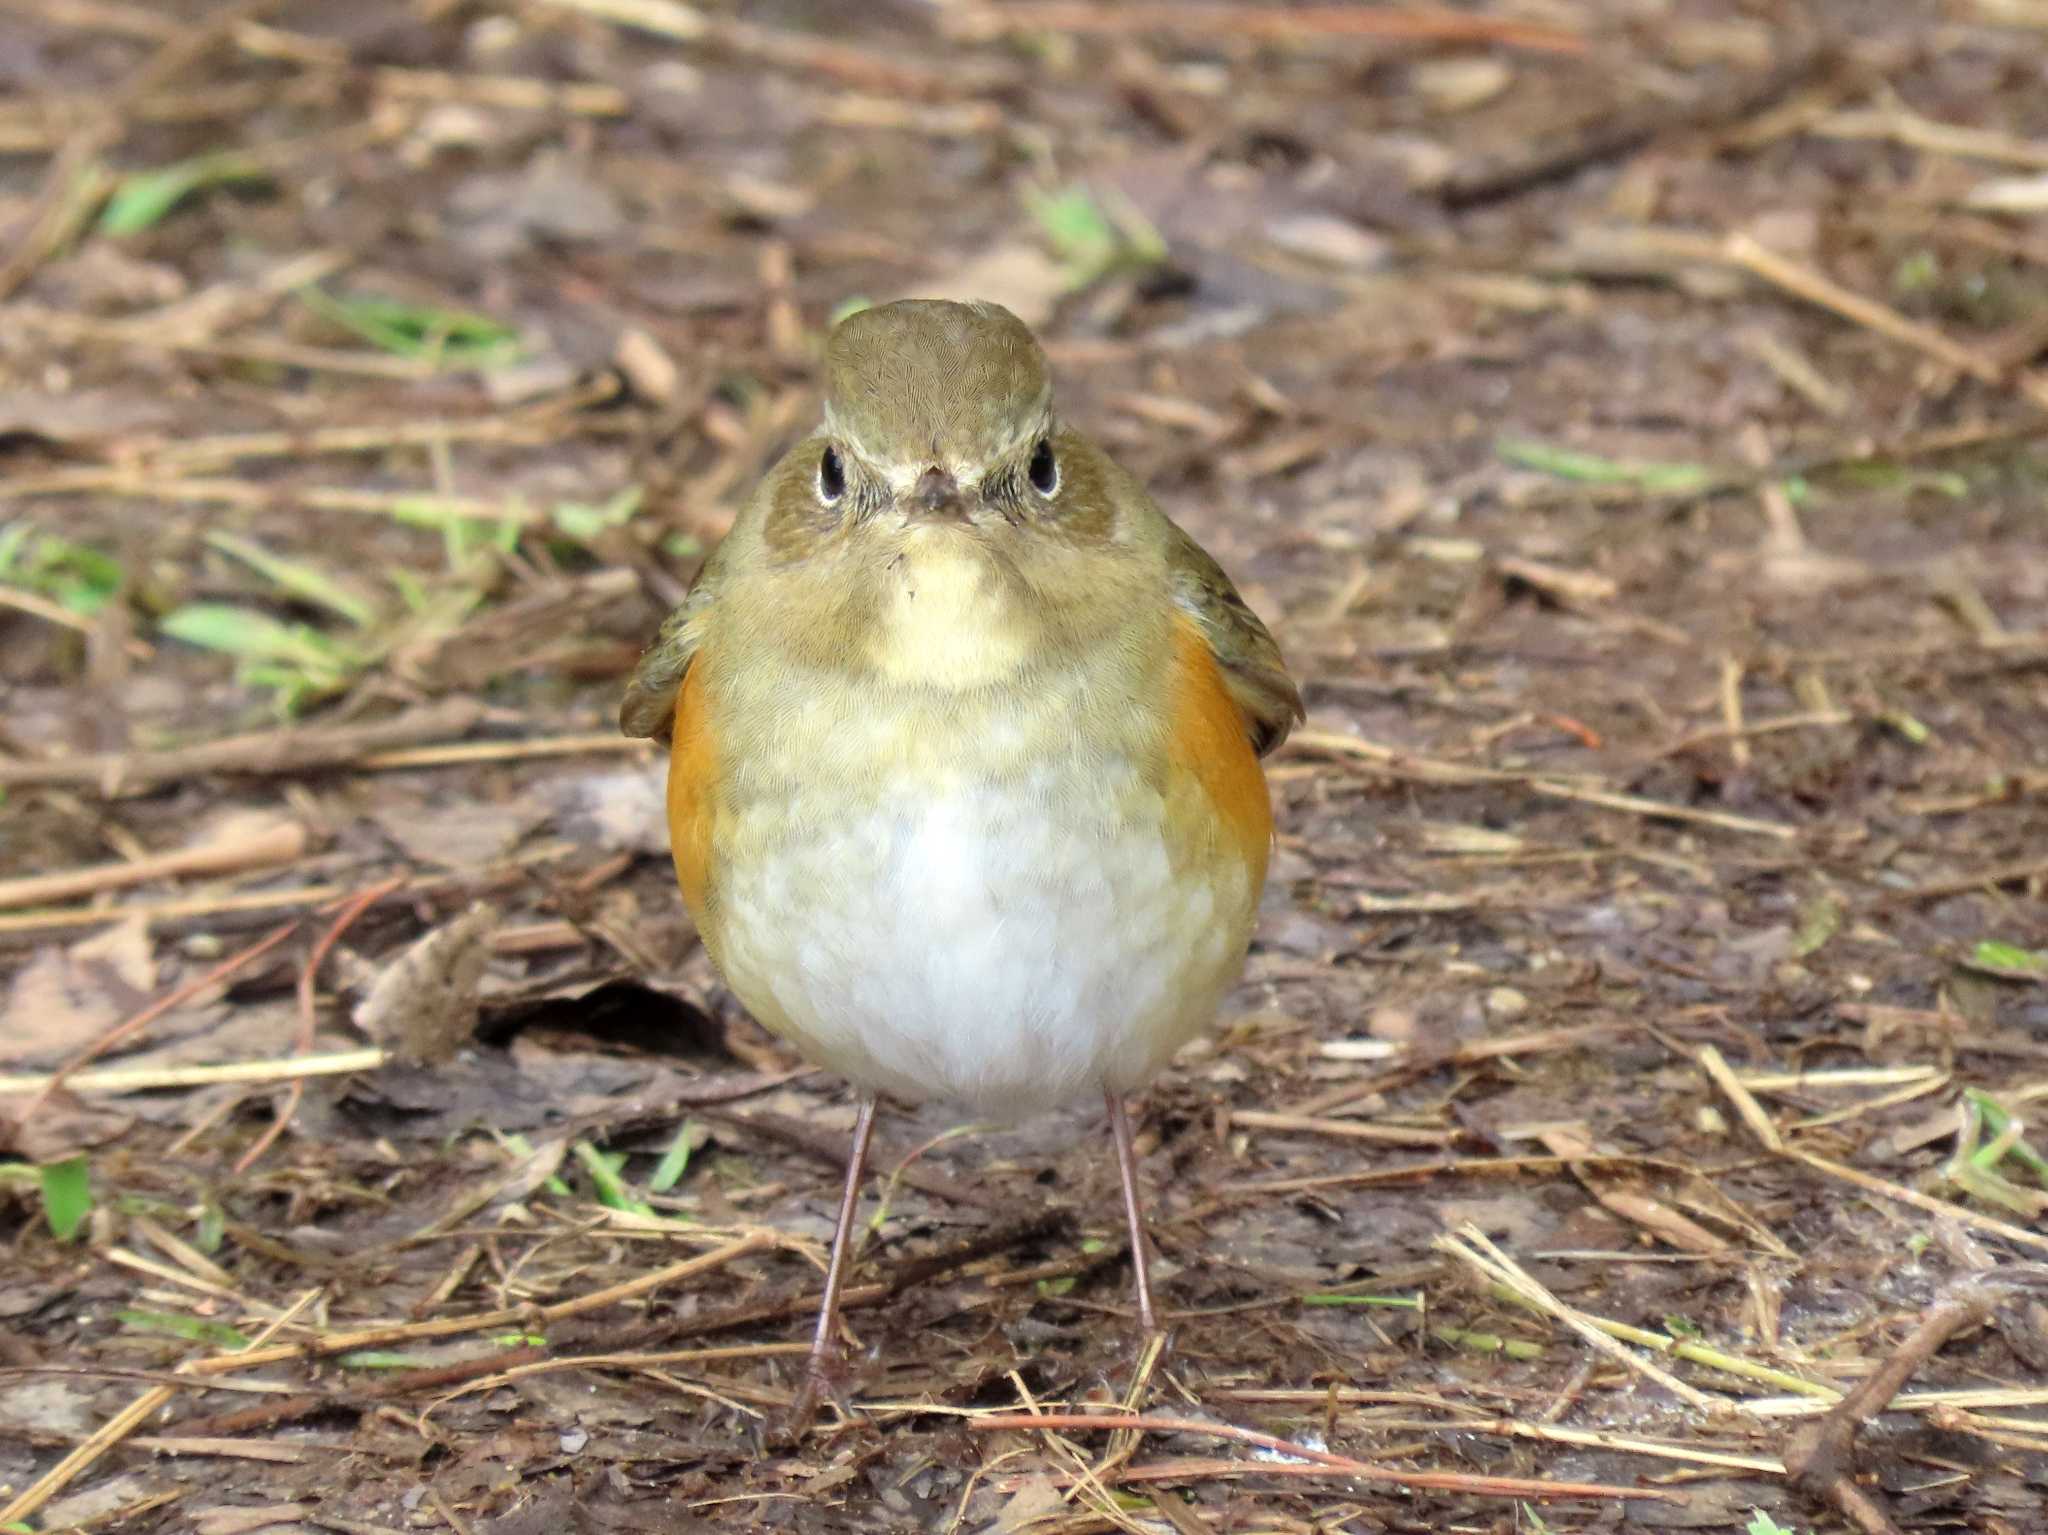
1105,1090,1160,1335
785,1094,878,1433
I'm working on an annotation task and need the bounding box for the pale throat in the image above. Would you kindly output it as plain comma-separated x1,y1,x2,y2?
865,528,1031,691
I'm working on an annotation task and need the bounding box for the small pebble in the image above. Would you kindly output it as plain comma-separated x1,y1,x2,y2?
1484,986,1530,1021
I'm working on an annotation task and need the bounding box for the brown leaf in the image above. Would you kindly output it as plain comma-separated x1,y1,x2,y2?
0,1086,134,1162
374,800,544,869
1,919,154,1069
0,387,176,445
353,903,497,1066
906,242,1071,329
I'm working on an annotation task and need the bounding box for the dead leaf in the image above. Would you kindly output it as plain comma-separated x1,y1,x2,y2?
482,353,579,407
192,1509,313,1535
39,1472,157,1532
0,1085,135,1162
411,1132,570,1236
614,326,681,404
541,767,670,855
1869,1105,1965,1160
1,919,154,1068
1539,1127,1731,1255
33,242,187,310
1437,1195,1552,1249
354,903,497,1066
985,1472,1066,1533
0,1378,99,1436
374,801,544,869
0,387,176,445
1619,1480,1781,1528
1496,554,1620,604
1263,212,1391,271
450,151,625,257
906,242,1070,329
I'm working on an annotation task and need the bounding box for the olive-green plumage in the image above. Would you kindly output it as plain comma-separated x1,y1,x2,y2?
620,300,1299,755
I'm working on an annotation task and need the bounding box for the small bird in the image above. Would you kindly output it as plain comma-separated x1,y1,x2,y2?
621,298,1300,1418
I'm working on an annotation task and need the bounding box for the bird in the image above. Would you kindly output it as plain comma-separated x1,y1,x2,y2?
620,298,1301,1422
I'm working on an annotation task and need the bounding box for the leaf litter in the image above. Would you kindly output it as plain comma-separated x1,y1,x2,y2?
2,3,2047,1533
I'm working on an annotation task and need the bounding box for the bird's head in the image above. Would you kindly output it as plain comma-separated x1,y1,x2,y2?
744,299,1157,686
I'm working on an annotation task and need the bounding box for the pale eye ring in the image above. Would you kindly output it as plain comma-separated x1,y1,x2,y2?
817,444,846,504
1027,437,1058,497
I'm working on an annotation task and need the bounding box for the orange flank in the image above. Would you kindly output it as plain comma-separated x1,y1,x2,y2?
1165,617,1273,887
665,659,718,918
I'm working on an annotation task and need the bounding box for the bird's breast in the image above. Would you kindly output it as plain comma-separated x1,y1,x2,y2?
706,726,1254,1115
667,630,1269,1114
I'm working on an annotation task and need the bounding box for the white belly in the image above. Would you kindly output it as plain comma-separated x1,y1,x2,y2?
712,775,1252,1117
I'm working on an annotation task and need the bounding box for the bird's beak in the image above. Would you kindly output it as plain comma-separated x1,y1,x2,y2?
905,465,967,522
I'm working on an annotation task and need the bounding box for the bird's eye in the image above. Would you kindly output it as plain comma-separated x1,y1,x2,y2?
1027,438,1058,497
817,444,846,504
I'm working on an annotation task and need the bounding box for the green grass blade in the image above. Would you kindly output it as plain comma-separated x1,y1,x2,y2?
571,1141,656,1218
1433,1324,1545,1360
296,286,521,368
1024,182,1166,287
1968,940,2047,980
204,531,379,628
0,525,124,616
551,487,644,544
1963,1090,2048,1182
41,1156,92,1239
100,151,269,236
338,1350,437,1369
159,603,350,672
117,1309,251,1348
1496,437,1715,493
647,1120,697,1194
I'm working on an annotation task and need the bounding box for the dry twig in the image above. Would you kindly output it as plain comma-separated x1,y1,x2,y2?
0,818,306,910
0,1236,771,1525
1437,1225,1720,1409
966,1411,1681,1503
0,701,486,793
1782,1286,2002,1535
948,2,1588,54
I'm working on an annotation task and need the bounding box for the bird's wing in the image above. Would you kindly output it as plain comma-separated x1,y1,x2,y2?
618,546,728,742
1165,522,1303,757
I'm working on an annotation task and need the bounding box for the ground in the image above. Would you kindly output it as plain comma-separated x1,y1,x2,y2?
3,2,2048,1533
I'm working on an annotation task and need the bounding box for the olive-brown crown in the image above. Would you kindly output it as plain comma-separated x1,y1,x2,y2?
823,300,1052,473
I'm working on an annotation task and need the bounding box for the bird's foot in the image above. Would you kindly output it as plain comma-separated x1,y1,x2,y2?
1119,1322,1172,1406
1071,1320,1173,1409
771,1348,860,1446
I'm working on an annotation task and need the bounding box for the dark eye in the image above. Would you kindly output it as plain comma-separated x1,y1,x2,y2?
817,444,845,504
1027,438,1058,497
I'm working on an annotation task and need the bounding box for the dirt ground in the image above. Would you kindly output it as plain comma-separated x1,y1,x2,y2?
4,2,2048,1532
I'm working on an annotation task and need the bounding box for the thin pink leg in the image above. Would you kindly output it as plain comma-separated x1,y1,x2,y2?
788,1095,877,1426
1106,1091,1159,1333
